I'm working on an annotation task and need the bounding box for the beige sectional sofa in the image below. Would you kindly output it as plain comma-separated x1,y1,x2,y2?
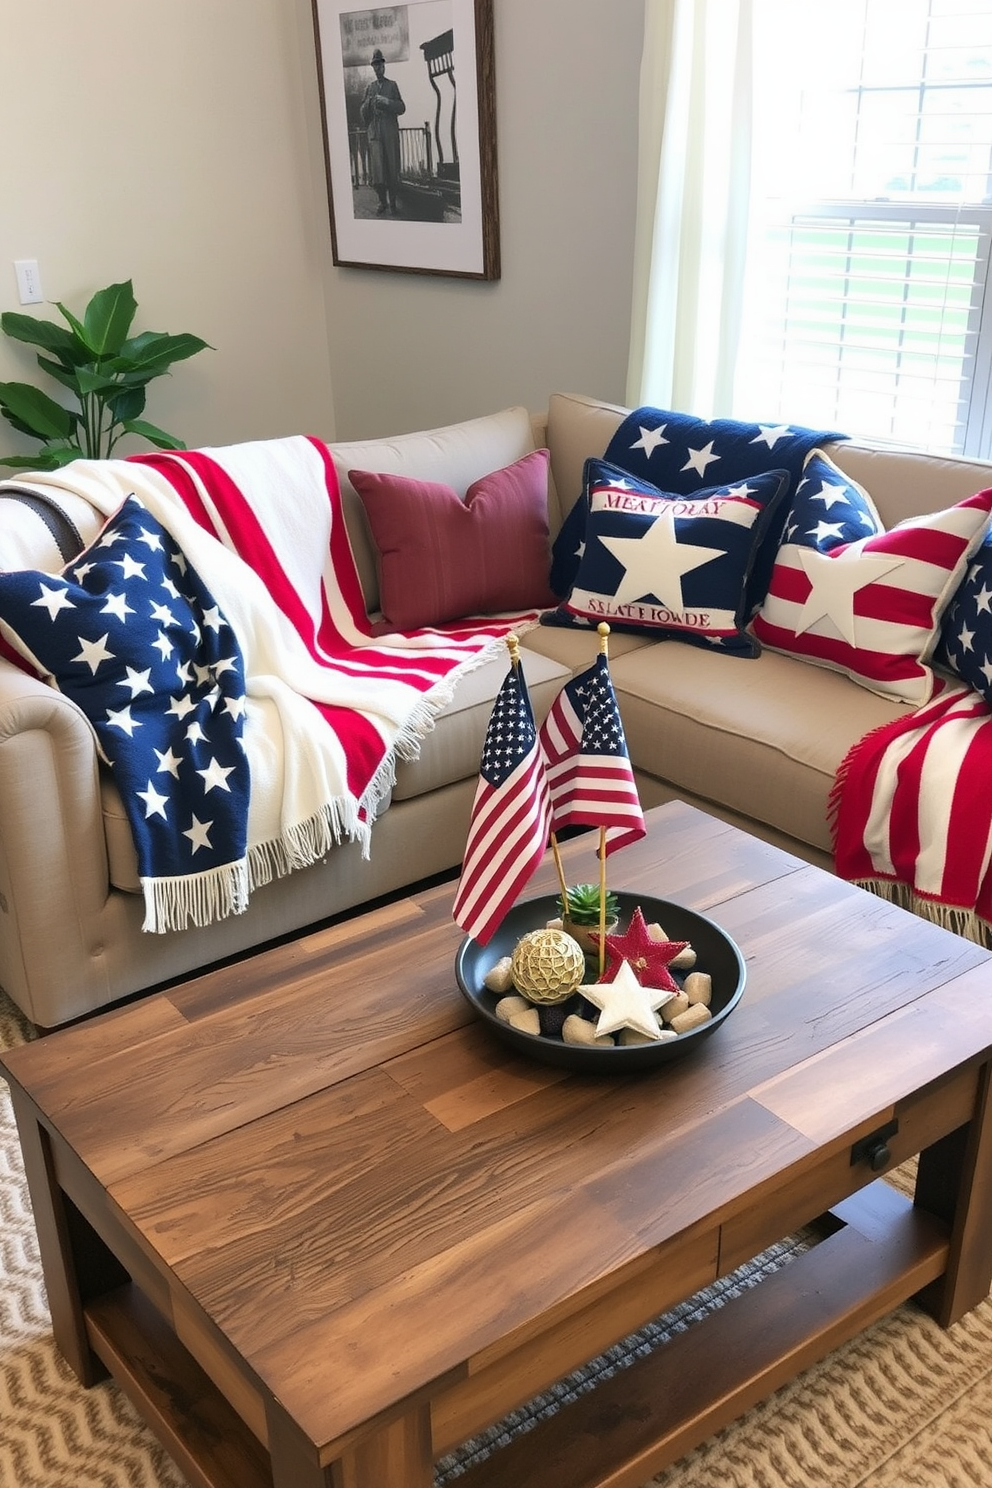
1,390,990,1028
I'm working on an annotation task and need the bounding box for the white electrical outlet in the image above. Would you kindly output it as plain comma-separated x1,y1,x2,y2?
14,260,43,305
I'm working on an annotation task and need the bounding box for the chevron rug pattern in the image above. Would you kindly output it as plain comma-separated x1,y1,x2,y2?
3,985,992,1487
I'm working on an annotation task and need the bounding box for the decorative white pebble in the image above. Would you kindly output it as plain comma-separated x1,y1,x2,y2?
660,991,690,1024
669,945,697,969
619,1026,678,1045
484,956,515,994
545,916,564,929
684,971,712,1006
670,1003,712,1034
646,921,668,940
495,995,533,1024
508,1007,542,1036
562,1013,615,1048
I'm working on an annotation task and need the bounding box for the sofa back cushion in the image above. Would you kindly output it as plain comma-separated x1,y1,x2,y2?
328,406,544,616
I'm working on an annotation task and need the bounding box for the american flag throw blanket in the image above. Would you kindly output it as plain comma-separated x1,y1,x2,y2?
0,437,534,932
831,678,992,947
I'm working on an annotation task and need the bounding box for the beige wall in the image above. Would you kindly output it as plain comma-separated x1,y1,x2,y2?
313,0,645,438
0,0,643,457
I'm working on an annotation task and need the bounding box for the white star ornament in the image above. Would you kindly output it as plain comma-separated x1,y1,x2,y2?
579,959,676,1041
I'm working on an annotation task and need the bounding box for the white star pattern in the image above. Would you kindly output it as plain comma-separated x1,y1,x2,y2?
681,441,721,478
0,491,248,915
137,780,170,820
114,553,147,582
32,583,74,621
793,546,905,646
154,746,183,777
105,704,140,736
805,480,853,512
183,816,213,853
74,634,115,673
630,424,669,458
751,424,793,449
118,667,154,699
197,758,236,793
102,591,135,622
600,514,720,608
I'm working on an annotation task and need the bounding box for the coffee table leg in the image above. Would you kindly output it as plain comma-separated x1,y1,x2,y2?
915,1059,992,1327
7,1088,105,1387
268,1399,433,1488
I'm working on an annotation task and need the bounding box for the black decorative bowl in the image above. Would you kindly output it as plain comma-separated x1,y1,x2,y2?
455,892,746,1073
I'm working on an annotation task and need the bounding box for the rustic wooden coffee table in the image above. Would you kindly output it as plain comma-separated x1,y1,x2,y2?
5,801,992,1488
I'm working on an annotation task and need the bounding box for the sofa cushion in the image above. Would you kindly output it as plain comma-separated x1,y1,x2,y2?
349,450,557,630
328,406,542,616
610,641,911,854
751,464,992,704
546,459,790,656
937,529,992,705
390,640,570,801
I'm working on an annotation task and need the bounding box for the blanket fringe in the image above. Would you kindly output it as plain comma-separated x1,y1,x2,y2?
143,628,535,933
142,861,251,934
851,876,992,951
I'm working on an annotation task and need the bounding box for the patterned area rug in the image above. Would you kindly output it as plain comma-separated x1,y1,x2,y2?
3,986,992,1487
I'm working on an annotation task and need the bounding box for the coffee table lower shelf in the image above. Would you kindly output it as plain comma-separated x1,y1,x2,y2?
81,1181,948,1488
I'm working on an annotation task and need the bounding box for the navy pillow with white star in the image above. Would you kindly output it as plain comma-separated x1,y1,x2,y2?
545,458,791,657
937,533,992,705
0,493,249,884
549,406,847,602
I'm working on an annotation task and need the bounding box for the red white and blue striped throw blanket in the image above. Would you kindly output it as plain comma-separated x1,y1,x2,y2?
0,437,538,933
831,677,992,947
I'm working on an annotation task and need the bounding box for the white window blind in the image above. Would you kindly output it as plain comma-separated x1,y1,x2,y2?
735,0,992,456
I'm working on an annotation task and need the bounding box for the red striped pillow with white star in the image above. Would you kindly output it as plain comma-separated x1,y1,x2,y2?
750,454,992,704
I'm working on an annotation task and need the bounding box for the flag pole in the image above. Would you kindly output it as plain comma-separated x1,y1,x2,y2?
597,622,611,977
508,633,569,909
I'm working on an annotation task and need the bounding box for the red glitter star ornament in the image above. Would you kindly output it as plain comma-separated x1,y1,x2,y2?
594,905,688,990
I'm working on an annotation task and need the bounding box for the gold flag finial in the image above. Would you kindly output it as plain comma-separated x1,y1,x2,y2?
507,632,521,666
598,621,611,655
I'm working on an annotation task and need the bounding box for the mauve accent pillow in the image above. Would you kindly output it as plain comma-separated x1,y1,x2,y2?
349,448,557,629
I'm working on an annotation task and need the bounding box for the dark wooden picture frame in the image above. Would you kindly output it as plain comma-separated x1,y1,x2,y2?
310,0,499,280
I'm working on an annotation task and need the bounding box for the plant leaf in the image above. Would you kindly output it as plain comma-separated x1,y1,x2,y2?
111,332,211,375
75,366,125,397
0,441,82,471
35,355,87,393
105,385,146,422
120,417,186,450
0,311,81,360
80,280,137,356
0,381,74,439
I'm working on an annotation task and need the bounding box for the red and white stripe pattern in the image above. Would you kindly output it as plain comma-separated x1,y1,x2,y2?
539,653,645,854
752,487,992,704
831,677,992,935
452,661,551,946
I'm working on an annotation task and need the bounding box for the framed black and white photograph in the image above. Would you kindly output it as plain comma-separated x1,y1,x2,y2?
310,0,499,280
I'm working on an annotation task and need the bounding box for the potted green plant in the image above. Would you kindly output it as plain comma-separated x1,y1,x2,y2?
0,279,210,470
557,882,620,958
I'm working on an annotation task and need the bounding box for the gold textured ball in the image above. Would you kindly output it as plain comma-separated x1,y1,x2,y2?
510,928,586,1005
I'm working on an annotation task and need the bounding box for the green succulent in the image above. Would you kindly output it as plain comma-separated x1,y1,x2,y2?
557,883,620,926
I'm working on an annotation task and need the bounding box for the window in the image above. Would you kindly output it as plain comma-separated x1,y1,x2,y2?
734,0,992,456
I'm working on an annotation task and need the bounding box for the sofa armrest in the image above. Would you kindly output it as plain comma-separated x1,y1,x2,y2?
0,660,112,1018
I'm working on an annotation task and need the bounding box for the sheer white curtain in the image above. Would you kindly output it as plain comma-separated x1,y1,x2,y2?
625,0,756,417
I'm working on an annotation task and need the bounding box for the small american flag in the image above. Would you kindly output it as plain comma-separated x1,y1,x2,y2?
452,658,551,945
539,653,645,854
